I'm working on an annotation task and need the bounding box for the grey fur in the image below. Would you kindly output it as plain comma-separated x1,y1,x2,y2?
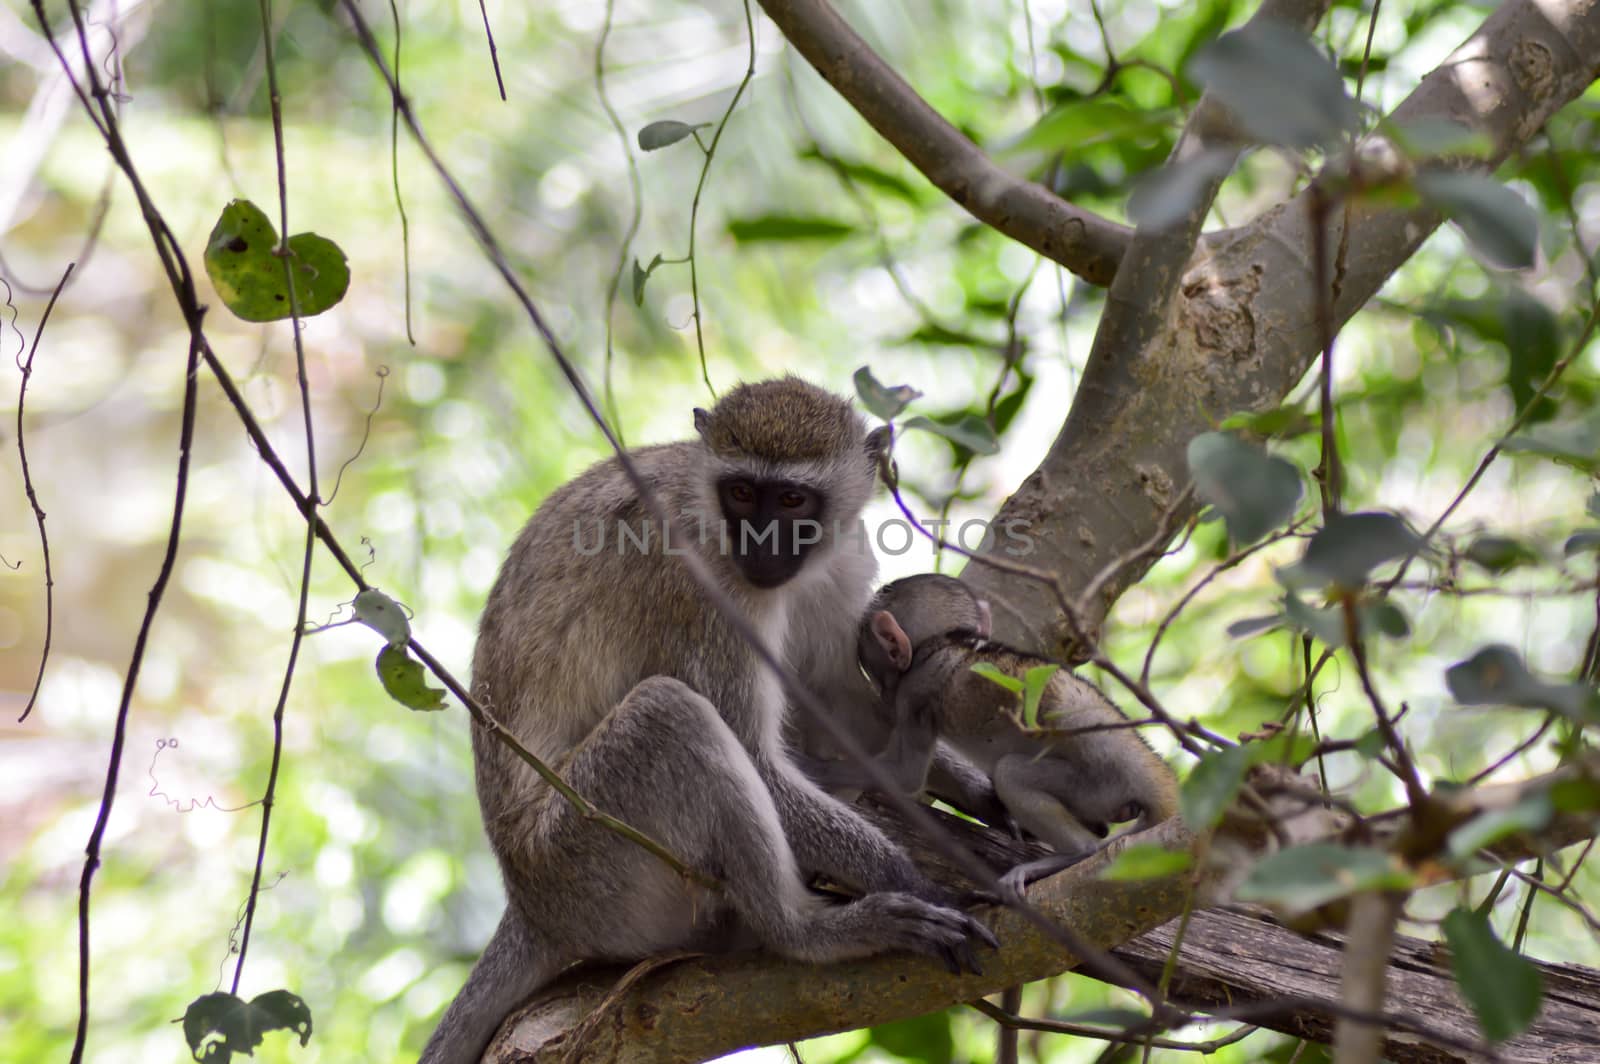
847,574,1182,901
420,381,996,1064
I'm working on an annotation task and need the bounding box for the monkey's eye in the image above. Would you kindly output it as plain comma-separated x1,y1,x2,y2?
729,482,756,505
778,490,807,509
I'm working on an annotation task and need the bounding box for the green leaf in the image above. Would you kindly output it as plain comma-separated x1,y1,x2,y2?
1386,117,1493,161
637,119,706,151
1128,148,1235,228
1187,432,1303,545
971,661,1023,694
853,366,921,421
1189,20,1359,148
1279,591,1408,647
631,253,664,307
1021,663,1061,729
1444,644,1597,720
353,588,411,647
1566,530,1600,557
1235,843,1413,915
1502,407,1600,473
376,645,447,712
1100,844,1193,881
1442,908,1543,1042
1464,535,1539,573
1549,776,1600,814
1220,404,1318,439
1292,511,1422,588
1002,98,1176,155
182,989,313,1063
894,322,998,348
1180,745,1251,831
725,215,855,243
204,200,350,322
1446,795,1552,861
797,148,920,203
902,414,1001,456
1416,171,1539,269
1227,613,1282,639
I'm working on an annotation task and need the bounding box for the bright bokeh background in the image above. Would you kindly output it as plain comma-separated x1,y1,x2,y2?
3,1,1598,1061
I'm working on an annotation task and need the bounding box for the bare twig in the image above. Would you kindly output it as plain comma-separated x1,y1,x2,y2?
475,0,505,101
595,0,642,442
681,0,756,397
231,0,318,994
13,261,71,723
969,997,1261,1054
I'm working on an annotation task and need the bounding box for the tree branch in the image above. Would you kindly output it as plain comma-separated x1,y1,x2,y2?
489,755,1599,1061
964,0,1600,655
754,0,1132,286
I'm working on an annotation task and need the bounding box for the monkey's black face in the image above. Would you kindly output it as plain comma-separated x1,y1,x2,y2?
717,476,826,588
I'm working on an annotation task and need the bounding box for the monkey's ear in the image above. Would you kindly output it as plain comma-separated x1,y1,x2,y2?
870,610,913,671
975,600,993,639
693,408,712,442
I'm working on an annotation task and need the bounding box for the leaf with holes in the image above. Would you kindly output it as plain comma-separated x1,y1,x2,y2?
377,645,447,712
1187,432,1302,545
1416,171,1539,269
1443,907,1542,1042
204,200,349,322
1190,20,1359,148
183,989,313,1063
853,366,921,421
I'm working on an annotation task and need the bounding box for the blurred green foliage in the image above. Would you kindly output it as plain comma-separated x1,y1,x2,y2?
2,0,1598,1062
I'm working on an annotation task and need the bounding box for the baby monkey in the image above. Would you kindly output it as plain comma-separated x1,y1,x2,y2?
852,574,1180,898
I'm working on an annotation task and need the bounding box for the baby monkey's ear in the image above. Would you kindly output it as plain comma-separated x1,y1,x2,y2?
870,609,913,671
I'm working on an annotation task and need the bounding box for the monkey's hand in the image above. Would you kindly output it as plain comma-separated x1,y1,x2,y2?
848,892,999,975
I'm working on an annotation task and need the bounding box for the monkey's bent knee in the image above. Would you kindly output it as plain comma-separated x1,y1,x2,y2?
618,676,717,718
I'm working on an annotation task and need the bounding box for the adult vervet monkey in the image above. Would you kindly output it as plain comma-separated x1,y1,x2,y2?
420,378,997,1064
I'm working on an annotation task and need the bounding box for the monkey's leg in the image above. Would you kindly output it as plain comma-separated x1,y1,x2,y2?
926,744,1015,831
562,677,996,971
992,754,1103,901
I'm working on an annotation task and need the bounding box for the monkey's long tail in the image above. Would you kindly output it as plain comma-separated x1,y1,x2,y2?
418,909,562,1064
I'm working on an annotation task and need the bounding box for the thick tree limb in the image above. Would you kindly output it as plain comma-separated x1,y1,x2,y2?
1114,907,1600,1064
965,0,1600,655
755,0,1132,286
489,756,1598,1062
